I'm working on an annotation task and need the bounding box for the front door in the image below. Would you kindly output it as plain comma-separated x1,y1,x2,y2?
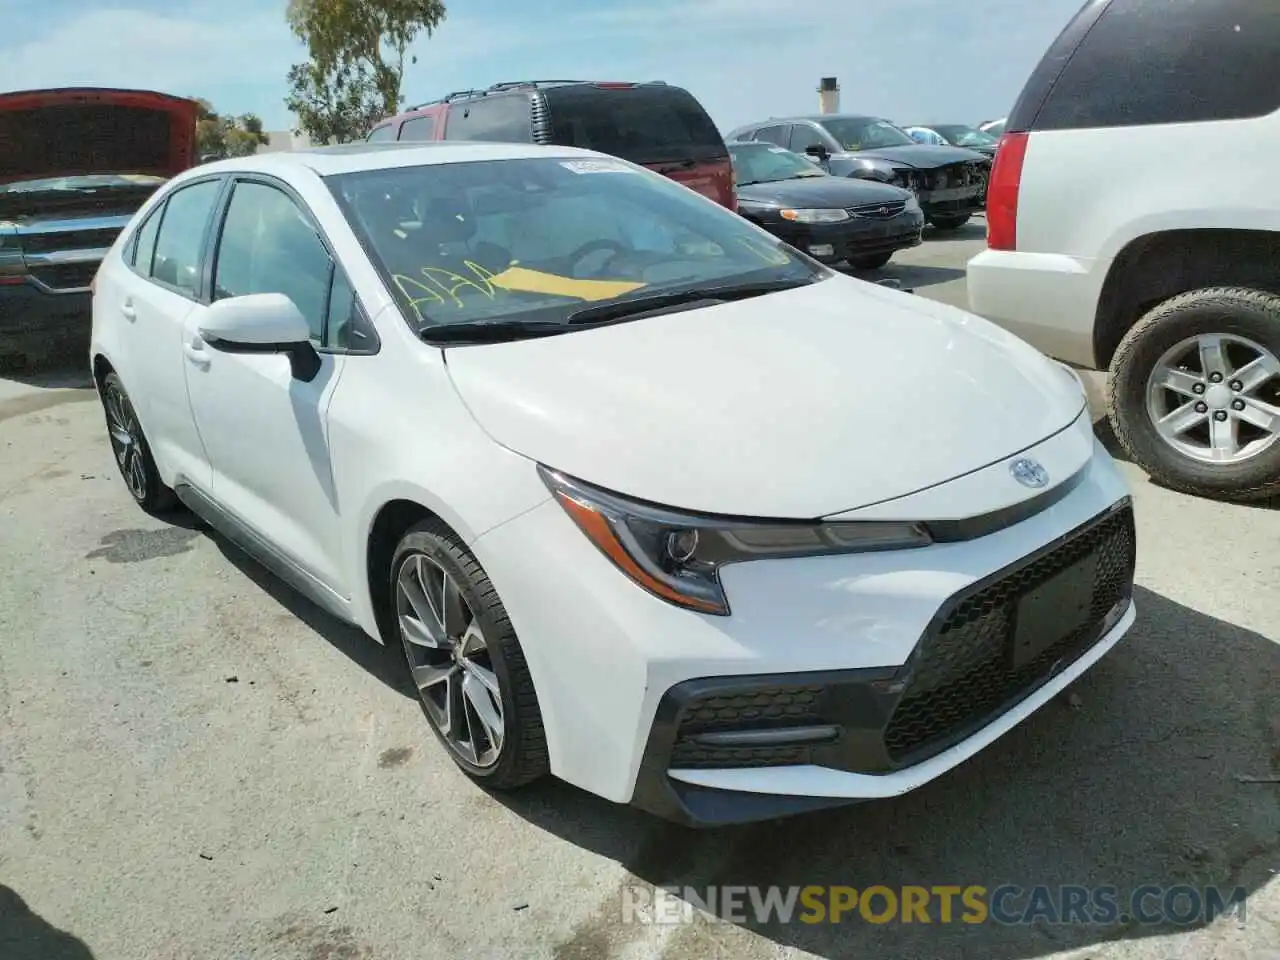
182,177,351,596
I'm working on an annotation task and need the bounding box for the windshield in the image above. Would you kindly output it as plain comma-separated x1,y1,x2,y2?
817,118,916,151
932,125,999,148
0,173,165,194
328,157,823,331
729,143,826,185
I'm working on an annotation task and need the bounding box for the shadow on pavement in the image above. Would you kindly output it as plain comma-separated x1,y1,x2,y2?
494,585,1280,958
204,528,416,699
843,262,966,290
924,220,989,242
0,886,94,960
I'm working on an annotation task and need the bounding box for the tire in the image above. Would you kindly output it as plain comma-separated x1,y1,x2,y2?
99,372,179,514
928,213,971,231
390,518,549,790
846,252,893,270
1107,286,1280,502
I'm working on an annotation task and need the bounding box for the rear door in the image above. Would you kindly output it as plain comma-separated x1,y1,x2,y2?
541,84,735,208
109,175,225,491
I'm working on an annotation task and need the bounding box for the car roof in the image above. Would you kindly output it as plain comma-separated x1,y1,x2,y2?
177,140,606,182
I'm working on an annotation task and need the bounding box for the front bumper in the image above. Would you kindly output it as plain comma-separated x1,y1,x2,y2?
916,183,986,216
0,282,92,362
470,418,1134,825
762,212,924,264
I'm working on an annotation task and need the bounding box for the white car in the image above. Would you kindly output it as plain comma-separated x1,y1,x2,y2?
967,0,1280,502
90,141,1137,826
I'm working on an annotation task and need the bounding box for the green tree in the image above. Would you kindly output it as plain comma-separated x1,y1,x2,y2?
194,99,269,159
285,0,446,144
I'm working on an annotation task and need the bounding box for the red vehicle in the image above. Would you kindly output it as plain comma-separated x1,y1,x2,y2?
366,80,737,211
0,87,198,368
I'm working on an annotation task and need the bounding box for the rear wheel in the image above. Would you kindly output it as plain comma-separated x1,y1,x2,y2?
100,372,178,514
1107,286,1280,502
846,252,894,270
928,213,971,231
391,519,549,789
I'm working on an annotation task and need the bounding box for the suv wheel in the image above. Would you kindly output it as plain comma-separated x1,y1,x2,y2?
100,372,178,514
391,519,549,789
1108,287,1280,502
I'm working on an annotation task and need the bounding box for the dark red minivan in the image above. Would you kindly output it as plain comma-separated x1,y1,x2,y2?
366,81,737,211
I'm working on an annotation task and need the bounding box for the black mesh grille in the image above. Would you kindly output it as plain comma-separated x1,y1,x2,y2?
884,505,1135,764
30,261,99,291
849,200,908,219
671,686,824,769
21,227,122,255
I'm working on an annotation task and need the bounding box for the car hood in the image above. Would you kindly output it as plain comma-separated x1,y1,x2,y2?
444,274,1086,519
736,175,911,208
0,88,199,186
852,143,989,169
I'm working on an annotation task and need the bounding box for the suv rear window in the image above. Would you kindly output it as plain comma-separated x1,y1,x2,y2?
542,85,726,165
1021,0,1280,130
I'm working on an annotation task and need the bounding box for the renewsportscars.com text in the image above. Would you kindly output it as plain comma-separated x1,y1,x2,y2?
621,884,1249,927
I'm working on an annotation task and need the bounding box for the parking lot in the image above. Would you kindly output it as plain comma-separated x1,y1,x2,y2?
1,224,1277,960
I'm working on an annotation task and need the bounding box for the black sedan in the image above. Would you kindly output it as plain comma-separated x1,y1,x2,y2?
729,140,923,270
903,124,1000,159
725,115,990,230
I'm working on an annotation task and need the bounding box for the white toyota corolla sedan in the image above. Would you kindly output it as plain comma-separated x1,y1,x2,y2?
89,141,1136,826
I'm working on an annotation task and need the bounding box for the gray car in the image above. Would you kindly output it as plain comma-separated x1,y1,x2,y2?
726,114,990,231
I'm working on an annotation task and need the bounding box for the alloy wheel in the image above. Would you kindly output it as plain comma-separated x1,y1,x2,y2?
395,553,505,768
1145,332,1280,465
103,384,149,500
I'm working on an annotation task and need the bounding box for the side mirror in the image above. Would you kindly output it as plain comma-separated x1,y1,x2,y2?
804,144,830,161
199,293,321,381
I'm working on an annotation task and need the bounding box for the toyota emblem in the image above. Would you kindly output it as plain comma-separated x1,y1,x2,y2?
1009,458,1050,488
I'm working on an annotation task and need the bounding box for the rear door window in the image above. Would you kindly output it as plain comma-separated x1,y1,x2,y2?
543,84,726,165
754,125,790,147
398,115,437,141
441,95,531,142
149,179,222,296
1025,0,1280,130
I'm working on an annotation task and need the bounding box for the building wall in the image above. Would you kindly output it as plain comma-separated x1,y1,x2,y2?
258,130,314,153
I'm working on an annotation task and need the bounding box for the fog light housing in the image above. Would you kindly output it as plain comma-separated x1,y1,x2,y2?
807,243,835,257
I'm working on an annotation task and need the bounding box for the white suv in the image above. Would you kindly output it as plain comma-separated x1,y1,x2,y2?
967,0,1280,502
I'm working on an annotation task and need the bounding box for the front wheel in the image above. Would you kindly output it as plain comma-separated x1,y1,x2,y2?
391,519,549,789
100,372,178,514
927,213,971,231
1107,286,1280,502
846,253,894,271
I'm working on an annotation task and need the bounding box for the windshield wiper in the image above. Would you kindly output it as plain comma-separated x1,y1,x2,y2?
566,277,816,326
420,319,567,344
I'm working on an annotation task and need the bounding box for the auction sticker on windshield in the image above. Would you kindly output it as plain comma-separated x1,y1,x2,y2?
560,159,638,175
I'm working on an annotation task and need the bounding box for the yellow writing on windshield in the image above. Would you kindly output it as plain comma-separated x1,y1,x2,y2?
392,261,648,319
487,266,646,302
735,237,793,266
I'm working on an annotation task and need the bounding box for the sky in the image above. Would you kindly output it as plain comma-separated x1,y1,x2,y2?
0,0,1087,134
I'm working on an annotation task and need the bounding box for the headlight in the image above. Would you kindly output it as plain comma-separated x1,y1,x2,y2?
779,208,850,224
539,466,932,616
904,194,922,215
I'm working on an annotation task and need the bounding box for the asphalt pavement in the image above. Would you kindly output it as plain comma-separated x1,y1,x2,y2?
1,224,1276,960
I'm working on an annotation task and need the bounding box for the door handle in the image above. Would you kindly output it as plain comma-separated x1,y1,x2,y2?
120,300,136,321
183,341,210,367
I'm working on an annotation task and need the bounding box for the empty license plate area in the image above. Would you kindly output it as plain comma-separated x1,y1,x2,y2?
1010,553,1100,669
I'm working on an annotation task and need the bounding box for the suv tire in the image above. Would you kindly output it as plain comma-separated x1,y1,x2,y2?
390,519,550,790
928,213,971,231
1107,287,1280,502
